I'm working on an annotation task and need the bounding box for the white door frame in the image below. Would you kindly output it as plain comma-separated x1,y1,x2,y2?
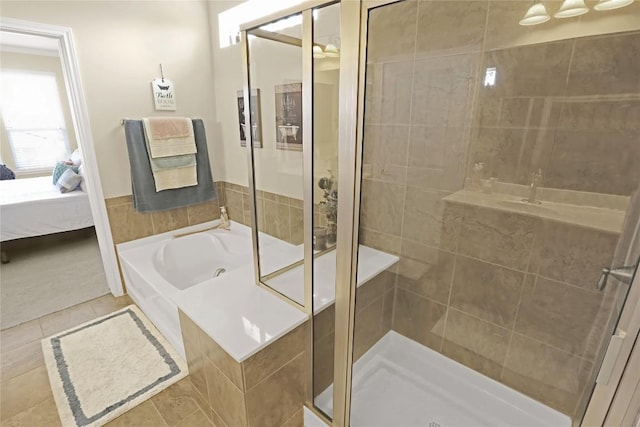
0,17,124,296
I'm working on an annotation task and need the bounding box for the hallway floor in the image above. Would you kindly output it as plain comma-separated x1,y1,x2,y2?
0,294,213,426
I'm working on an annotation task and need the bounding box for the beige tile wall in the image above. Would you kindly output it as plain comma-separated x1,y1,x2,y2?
179,310,306,427
105,182,225,245
312,270,395,398
361,1,639,422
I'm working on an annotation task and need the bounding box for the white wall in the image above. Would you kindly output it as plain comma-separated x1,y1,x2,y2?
1,1,218,198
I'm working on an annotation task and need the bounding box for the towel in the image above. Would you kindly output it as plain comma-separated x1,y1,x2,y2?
142,126,197,191
124,119,216,212
142,117,196,158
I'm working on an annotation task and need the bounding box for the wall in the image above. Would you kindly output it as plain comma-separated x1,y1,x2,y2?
1,0,219,199
0,50,78,177
359,0,640,421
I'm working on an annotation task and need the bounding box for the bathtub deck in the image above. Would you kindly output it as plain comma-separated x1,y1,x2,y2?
315,331,570,427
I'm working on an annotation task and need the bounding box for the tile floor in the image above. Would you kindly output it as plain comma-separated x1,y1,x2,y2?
0,294,214,426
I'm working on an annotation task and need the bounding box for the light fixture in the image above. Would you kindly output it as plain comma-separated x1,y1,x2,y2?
323,43,339,58
519,1,551,25
594,0,634,10
313,45,325,59
554,0,589,18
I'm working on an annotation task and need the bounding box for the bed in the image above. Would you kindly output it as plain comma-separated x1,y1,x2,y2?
0,175,94,242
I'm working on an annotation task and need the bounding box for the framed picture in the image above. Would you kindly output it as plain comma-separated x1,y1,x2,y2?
275,83,302,151
237,89,262,148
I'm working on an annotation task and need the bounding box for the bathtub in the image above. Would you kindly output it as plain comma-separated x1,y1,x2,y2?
117,220,311,360
117,220,397,361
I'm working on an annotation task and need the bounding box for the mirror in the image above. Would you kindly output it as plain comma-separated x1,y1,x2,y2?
246,14,306,302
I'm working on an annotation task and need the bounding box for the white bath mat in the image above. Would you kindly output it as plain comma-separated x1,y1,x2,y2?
41,305,187,427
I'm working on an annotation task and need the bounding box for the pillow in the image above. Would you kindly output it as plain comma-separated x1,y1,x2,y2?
78,164,87,192
56,168,82,193
70,149,82,166
52,161,79,184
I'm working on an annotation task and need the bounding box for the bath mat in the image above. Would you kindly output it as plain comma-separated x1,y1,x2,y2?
41,305,187,427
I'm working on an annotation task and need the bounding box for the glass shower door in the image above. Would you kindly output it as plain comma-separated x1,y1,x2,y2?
346,0,640,425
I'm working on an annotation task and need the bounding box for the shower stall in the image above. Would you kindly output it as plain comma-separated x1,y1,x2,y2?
239,1,640,425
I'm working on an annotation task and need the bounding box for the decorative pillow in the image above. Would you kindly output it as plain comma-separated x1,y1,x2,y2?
52,161,79,184
78,164,87,192
56,168,82,193
70,149,82,166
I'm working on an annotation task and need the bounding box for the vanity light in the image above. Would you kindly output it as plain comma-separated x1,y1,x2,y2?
323,43,339,58
594,0,634,10
554,0,589,18
313,45,325,59
519,1,551,25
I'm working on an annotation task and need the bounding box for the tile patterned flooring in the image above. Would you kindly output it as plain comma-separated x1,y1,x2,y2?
0,294,214,426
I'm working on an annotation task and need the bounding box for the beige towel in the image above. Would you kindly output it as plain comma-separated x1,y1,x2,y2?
153,165,198,192
142,117,196,158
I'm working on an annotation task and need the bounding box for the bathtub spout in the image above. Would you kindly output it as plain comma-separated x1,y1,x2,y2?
214,268,226,277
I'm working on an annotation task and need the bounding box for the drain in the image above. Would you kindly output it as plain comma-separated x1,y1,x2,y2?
428,422,441,427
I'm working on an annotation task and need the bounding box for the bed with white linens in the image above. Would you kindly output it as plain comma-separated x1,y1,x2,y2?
0,176,93,242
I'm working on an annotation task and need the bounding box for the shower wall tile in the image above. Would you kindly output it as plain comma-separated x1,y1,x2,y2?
411,53,479,127
361,179,405,236
359,227,402,256
481,41,573,97
402,188,460,251
502,334,591,415
467,127,526,183
441,309,511,381
392,288,447,351
356,269,395,311
458,205,537,271
396,241,454,305
529,221,618,289
545,129,640,195
514,276,602,356
353,297,385,361
566,33,640,97
362,124,409,185
415,0,488,56
313,332,335,398
450,256,524,328
367,0,417,63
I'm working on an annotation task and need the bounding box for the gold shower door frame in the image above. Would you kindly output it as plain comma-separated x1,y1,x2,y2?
241,0,640,426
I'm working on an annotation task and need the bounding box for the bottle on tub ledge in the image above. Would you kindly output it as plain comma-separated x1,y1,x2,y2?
219,206,230,230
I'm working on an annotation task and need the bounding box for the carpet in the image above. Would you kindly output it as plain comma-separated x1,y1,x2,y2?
1,229,109,329
41,305,188,427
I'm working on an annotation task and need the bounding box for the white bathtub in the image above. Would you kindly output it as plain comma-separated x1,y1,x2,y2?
117,222,251,358
117,220,397,361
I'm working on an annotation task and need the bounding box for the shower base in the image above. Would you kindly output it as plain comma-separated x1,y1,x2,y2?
315,331,570,427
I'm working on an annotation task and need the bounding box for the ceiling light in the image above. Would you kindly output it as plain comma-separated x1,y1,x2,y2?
594,0,634,10
323,43,339,57
519,2,551,25
554,0,589,18
313,45,325,59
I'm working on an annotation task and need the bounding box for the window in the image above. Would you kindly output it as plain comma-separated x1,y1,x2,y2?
0,71,70,172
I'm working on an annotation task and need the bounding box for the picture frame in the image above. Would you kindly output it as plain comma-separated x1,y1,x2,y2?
237,89,262,148
274,82,303,151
